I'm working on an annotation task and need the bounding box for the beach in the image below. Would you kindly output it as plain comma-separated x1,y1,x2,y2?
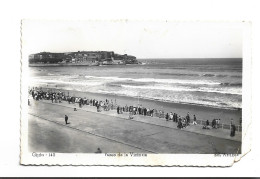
27,58,242,153
29,58,242,111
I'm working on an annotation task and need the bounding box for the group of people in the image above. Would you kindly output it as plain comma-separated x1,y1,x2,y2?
117,105,155,117
203,119,221,129
168,112,197,129
29,87,238,136
29,88,65,103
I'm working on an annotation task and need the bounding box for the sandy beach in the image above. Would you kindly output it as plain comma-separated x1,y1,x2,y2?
43,87,242,125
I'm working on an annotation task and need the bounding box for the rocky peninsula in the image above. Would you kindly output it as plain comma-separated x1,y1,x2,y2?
29,51,139,67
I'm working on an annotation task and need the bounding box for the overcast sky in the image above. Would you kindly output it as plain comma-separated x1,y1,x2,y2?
22,20,243,58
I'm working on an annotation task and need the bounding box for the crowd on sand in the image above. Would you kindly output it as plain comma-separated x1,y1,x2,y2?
29,87,237,137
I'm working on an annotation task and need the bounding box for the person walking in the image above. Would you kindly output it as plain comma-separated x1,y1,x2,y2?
192,115,197,125
65,115,69,125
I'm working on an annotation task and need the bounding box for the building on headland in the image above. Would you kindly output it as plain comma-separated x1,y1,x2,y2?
29,51,138,65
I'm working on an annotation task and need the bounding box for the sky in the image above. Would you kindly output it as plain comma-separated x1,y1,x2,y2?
22,20,243,59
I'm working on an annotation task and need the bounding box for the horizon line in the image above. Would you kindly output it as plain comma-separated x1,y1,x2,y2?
136,57,242,59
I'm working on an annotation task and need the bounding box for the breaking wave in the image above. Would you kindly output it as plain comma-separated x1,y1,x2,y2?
121,84,242,95
84,75,221,85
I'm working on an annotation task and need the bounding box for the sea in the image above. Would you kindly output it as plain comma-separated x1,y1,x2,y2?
29,58,242,110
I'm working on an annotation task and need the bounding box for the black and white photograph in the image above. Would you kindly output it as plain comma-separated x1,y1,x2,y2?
20,20,251,166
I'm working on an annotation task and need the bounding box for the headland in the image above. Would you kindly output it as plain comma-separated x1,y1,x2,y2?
29,51,139,67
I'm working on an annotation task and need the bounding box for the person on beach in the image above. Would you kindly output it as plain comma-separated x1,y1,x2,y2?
182,118,187,128
151,109,154,117
138,107,141,115
230,124,236,137
192,115,197,125
79,102,81,108
165,113,169,121
32,91,35,99
177,117,183,129
186,112,190,125
97,104,102,112
206,120,209,126
95,148,102,153
212,119,216,128
202,120,211,129
117,106,120,114
213,119,218,129
218,119,221,128
170,112,173,121
144,108,147,116
129,111,134,119
65,115,69,124
28,99,30,106
147,108,150,116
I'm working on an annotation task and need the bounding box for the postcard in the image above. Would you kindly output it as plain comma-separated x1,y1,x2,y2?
20,20,251,166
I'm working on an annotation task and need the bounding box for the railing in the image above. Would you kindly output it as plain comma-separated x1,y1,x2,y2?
31,93,242,132
75,101,243,132
100,105,242,132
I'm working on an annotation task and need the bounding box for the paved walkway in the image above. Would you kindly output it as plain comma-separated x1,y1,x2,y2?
35,99,241,142
29,115,149,153
28,99,241,153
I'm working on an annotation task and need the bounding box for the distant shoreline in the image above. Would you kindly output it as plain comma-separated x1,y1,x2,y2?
29,63,140,67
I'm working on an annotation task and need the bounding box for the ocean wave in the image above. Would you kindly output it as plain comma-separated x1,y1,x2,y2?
47,73,56,76
231,75,242,78
216,74,228,77
31,78,105,86
85,75,132,81
121,84,242,95
96,89,241,110
158,73,231,78
202,74,215,77
158,73,200,77
201,74,231,78
85,75,221,86
220,82,242,87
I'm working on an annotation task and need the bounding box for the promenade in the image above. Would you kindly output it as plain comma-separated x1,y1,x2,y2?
28,99,241,154
39,98,241,142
